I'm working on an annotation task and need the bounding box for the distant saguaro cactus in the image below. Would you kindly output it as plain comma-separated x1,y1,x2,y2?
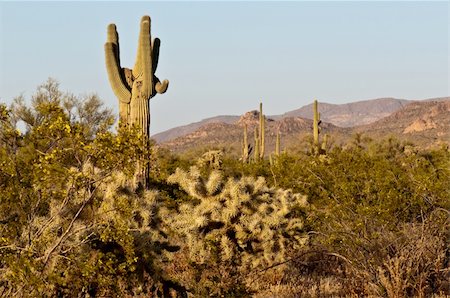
275,129,281,156
251,102,265,161
254,127,260,161
104,15,169,137
259,102,265,159
242,124,249,163
313,99,320,153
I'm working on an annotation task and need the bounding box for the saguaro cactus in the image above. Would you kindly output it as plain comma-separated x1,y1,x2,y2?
313,100,320,151
254,127,260,161
275,129,281,156
259,102,265,159
242,124,249,163
104,15,169,137
321,133,328,152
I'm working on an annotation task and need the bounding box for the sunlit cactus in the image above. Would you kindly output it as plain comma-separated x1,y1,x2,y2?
275,129,281,156
105,16,168,188
254,127,260,161
104,15,169,136
313,99,320,154
242,124,249,163
259,102,265,159
321,133,328,153
164,166,309,272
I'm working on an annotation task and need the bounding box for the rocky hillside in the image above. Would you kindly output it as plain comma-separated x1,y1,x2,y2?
152,115,239,143
155,97,449,153
153,97,414,143
354,99,450,148
276,97,410,127
161,111,348,154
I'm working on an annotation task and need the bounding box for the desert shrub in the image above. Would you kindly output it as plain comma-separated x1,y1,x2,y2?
304,211,450,297
255,137,450,296
2,80,449,297
0,80,179,296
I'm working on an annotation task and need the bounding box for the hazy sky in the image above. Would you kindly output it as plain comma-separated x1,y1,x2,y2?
0,1,448,134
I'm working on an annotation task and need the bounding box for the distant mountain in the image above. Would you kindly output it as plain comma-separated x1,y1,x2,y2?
354,99,450,148
275,97,411,127
161,113,347,154
152,115,239,143
152,97,414,143
156,97,450,154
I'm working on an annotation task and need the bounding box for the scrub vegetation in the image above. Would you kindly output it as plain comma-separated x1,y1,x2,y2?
0,79,448,297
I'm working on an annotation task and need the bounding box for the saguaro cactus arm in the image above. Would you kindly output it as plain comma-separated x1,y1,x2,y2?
151,37,169,94
152,38,161,72
155,77,169,94
104,24,131,105
138,16,153,97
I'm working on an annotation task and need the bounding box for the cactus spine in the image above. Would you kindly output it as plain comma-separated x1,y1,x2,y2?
104,16,169,136
259,102,265,159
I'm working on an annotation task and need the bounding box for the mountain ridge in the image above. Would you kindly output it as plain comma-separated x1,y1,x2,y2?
152,96,449,144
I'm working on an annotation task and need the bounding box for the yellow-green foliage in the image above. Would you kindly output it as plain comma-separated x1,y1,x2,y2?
2,80,449,297
0,80,167,296
164,166,308,270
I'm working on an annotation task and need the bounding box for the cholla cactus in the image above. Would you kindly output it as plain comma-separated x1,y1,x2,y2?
196,150,223,170
164,166,308,271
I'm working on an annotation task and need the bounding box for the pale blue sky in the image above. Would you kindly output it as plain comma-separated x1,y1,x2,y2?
0,1,448,134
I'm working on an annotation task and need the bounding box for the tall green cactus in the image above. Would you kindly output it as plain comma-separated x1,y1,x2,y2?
321,133,328,152
242,124,249,163
254,127,260,161
313,99,320,154
104,15,169,137
105,15,168,188
275,129,281,156
259,102,265,159
312,100,328,155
